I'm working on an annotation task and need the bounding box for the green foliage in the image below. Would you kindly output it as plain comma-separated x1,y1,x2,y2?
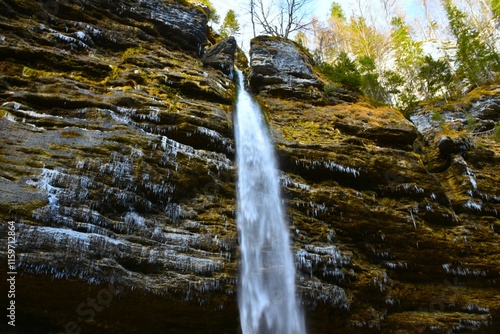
465,112,478,132
319,52,361,92
220,9,240,38
390,16,424,73
330,2,345,20
492,122,500,141
381,70,404,95
443,0,500,86
323,83,340,96
357,55,385,102
358,54,377,73
492,0,500,16
197,0,220,24
431,109,446,126
390,16,424,113
418,55,453,100
397,88,419,117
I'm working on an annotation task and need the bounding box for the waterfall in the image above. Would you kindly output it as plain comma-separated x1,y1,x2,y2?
234,70,305,334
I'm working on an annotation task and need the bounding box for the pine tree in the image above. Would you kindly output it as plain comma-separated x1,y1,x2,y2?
418,55,453,100
320,52,361,92
358,55,385,103
390,16,425,112
220,10,240,38
330,2,345,20
443,0,500,86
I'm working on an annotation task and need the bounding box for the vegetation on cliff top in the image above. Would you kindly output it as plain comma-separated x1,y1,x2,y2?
296,0,500,119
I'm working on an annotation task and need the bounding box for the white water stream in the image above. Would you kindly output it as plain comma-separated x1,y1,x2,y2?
234,70,305,334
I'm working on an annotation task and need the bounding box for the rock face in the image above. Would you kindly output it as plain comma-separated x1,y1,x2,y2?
202,36,237,76
249,36,357,104
249,37,500,333
0,1,237,333
0,2,499,334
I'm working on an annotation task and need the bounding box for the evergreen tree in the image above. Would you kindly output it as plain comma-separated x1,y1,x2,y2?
320,52,361,92
418,55,453,100
220,10,240,38
330,2,345,20
358,55,385,103
443,0,500,86
390,16,425,112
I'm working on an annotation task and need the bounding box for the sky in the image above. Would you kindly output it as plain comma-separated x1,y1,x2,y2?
209,0,426,50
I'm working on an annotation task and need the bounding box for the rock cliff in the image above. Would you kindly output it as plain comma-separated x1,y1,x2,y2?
0,1,499,333
248,36,499,333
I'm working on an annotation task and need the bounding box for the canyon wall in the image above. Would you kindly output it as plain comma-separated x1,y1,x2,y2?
0,1,499,333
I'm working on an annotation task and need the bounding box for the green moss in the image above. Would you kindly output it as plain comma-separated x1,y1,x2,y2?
18,147,50,155
121,47,145,61
21,65,110,87
492,122,500,142
22,66,54,78
102,65,121,85
323,83,340,96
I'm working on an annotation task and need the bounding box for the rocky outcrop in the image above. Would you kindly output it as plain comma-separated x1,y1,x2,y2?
248,38,500,332
411,90,500,218
0,1,499,333
249,36,357,104
202,36,237,76
0,0,208,55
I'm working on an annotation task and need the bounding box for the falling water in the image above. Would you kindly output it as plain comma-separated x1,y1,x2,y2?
234,70,305,334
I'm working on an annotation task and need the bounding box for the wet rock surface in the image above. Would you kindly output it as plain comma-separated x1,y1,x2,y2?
0,1,499,333
202,36,237,76
249,38,500,332
1,1,237,333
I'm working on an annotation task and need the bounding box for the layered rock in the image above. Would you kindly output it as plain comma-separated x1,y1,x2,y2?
0,1,238,333
202,36,237,76
250,37,500,333
249,36,357,104
0,2,499,334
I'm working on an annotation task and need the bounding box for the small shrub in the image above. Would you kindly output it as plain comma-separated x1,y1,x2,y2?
431,109,445,126
492,123,500,142
464,112,477,132
323,83,340,96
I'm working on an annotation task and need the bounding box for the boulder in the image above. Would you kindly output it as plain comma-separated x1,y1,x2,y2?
248,36,357,104
202,36,237,76
249,36,323,99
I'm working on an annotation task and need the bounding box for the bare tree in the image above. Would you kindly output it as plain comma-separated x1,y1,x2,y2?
249,0,312,39
250,0,257,37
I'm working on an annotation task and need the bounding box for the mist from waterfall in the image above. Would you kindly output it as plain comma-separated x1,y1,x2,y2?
234,70,305,334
